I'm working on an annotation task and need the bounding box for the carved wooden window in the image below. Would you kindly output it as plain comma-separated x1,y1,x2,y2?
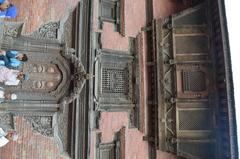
94,50,134,111
100,0,117,22
178,109,212,131
102,68,128,95
177,140,215,159
96,128,125,159
97,142,116,159
99,0,125,35
176,104,215,158
176,64,209,98
175,36,208,55
182,71,206,92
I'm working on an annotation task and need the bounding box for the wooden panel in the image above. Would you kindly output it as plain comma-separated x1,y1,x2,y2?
98,0,124,34
172,3,207,26
94,50,134,111
182,71,206,92
176,64,210,99
154,3,219,158
101,0,116,22
177,140,215,159
96,130,123,159
176,107,213,138
175,35,208,54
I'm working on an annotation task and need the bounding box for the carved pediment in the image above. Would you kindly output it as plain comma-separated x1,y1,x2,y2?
31,22,60,39
2,22,24,38
24,116,54,137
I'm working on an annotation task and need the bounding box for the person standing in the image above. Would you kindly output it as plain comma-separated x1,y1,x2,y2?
0,66,29,85
0,0,17,18
0,50,28,69
0,87,17,103
0,128,18,147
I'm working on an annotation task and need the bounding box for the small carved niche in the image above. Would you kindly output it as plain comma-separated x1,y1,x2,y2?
96,127,125,159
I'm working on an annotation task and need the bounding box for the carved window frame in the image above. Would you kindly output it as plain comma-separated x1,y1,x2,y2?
176,64,210,98
94,49,135,111
176,104,213,138
177,139,216,159
95,128,125,159
98,0,125,35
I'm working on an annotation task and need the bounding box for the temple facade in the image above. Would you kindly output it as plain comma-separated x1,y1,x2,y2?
0,0,238,159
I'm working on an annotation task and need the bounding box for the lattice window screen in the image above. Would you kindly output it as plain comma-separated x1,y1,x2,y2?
183,71,206,92
178,142,215,159
102,68,128,94
178,109,212,130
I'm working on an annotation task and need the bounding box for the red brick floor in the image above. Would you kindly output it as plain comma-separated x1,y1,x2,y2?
9,0,79,34
0,117,65,159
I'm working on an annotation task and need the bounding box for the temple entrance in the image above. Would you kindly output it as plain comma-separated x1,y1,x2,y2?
0,2,91,158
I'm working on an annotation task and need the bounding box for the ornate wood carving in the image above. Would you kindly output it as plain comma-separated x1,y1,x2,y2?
59,46,88,105
2,22,24,38
2,49,71,102
98,0,124,35
24,116,54,137
0,2,90,158
176,64,210,99
92,34,138,130
0,113,14,131
94,49,135,111
152,3,217,159
31,22,60,40
96,127,125,159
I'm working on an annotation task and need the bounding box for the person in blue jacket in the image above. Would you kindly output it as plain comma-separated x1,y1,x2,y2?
0,0,17,18
0,50,28,69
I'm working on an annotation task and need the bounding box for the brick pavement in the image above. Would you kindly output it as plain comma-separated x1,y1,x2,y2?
0,117,65,159
9,0,79,34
